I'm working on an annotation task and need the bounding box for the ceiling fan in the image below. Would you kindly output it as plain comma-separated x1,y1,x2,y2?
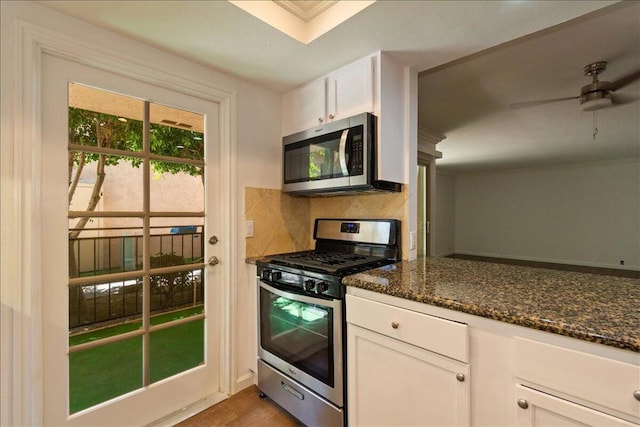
510,61,640,111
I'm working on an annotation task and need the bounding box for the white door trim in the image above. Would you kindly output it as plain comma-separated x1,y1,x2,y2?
6,18,238,426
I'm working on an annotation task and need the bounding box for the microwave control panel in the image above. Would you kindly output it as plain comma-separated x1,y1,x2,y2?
351,133,364,176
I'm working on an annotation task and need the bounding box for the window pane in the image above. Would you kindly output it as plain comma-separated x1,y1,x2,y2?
68,83,144,152
69,152,144,213
69,276,143,332
69,218,142,278
150,160,204,212
150,317,204,383
149,103,203,161
150,268,204,314
69,336,142,414
150,217,204,265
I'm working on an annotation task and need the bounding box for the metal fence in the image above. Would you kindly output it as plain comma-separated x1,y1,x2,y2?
70,226,203,277
69,227,205,330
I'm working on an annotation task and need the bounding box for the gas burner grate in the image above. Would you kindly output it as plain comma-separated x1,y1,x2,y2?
269,250,388,274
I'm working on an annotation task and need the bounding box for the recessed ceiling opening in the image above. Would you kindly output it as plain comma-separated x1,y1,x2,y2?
228,0,375,44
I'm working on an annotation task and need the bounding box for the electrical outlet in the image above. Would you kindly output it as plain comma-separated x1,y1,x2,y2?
410,231,417,250
246,220,254,238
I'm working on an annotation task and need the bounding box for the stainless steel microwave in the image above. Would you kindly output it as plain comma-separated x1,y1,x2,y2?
282,113,401,196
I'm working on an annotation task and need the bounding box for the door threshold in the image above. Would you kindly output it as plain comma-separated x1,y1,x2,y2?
145,391,229,427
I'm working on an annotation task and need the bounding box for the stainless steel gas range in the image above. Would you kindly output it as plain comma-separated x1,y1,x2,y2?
257,218,401,426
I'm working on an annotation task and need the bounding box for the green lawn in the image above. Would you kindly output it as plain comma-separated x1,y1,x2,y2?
69,306,204,414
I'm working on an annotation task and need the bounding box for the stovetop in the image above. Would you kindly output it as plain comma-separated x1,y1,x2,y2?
260,218,400,278
268,250,392,275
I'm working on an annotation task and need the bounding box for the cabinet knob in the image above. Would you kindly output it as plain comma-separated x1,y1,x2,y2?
318,117,324,123
391,321,399,329
456,373,465,382
517,399,529,410
328,114,335,119
634,390,640,401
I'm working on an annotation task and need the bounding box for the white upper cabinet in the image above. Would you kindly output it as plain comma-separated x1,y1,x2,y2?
281,78,327,136
327,56,374,124
282,56,374,136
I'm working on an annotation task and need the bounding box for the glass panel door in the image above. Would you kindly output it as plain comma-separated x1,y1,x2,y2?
41,53,222,426
67,83,207,413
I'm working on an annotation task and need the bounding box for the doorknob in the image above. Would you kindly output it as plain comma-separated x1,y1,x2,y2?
208,235,219,245
208,256,220,266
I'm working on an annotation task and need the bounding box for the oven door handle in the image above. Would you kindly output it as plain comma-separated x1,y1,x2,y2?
259,281,341,310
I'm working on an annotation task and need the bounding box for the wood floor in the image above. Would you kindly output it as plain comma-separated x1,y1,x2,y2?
176,385,303,427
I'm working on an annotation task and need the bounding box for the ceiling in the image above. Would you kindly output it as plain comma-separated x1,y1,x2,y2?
420,1,640,173
40,0,638,174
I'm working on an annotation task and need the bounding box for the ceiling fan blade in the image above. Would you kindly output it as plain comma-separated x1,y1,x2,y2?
604,69,640,91
612,93,639,105
509,96,579,110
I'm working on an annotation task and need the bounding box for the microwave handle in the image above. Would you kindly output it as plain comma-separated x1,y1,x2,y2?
339,129,349,176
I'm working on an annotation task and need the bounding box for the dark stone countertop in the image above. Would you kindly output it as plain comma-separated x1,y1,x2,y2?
343,257,640,352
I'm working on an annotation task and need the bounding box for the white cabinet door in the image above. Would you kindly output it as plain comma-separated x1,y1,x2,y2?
515,338,640,421
516,385,637,427
347,324,470,427
282,56,374,136
327,56,374,122
281,77,326,136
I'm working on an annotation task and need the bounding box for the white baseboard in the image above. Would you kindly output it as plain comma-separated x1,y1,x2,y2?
453,251,640,271
434,251,455,257
236,370,256,392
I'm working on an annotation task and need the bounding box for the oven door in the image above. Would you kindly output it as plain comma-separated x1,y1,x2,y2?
258,281,343,407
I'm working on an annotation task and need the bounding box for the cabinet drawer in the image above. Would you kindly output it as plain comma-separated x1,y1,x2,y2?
515,337,640,421
346,294,468,362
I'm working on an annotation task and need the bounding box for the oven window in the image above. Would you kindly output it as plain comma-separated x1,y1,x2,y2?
260,287,334,387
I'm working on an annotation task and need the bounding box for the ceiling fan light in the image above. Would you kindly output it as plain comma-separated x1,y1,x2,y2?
580,92,613,111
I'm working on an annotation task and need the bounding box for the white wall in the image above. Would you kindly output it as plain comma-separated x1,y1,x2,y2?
449,160,640,269
435,172,455,257
1,2,281,424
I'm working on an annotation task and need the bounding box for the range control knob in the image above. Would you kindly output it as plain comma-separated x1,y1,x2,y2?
261,269,281,282
315,282,329,294
303,279,316,292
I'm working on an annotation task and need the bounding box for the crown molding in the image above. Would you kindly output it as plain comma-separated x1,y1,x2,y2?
418,125,446,145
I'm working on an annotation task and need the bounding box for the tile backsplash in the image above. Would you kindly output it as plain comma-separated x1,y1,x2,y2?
244,187,311,258
245,187,409,258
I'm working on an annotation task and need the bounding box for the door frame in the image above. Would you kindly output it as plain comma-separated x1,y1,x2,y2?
3,18,238,425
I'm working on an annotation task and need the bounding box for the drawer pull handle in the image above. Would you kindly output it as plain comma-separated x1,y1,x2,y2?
634,390,640,401
517,399,529,410
281,381,304,401
391,321,399,329
456,373,465,382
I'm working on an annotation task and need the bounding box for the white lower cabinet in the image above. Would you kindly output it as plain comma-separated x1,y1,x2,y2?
345,289,640,427
346,295,470,426
514,337,640,427
516,385,637,427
